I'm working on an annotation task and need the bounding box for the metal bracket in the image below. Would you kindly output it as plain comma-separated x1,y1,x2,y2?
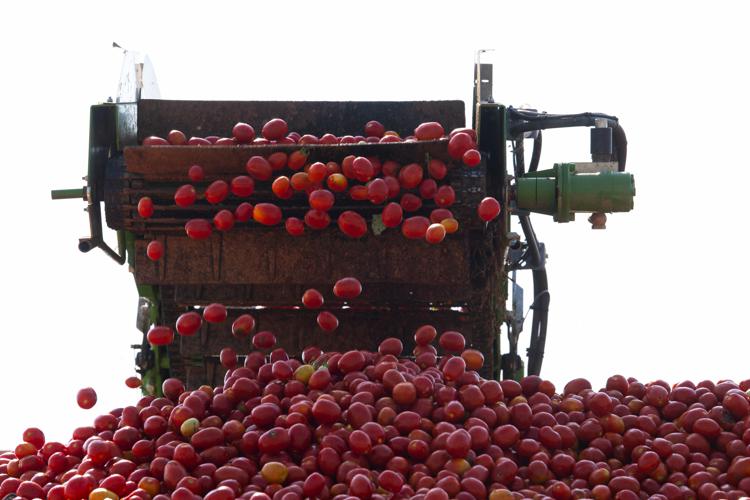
572,161,618,174
507,241,547,271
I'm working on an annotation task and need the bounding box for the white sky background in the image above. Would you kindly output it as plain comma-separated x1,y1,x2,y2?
0,1,748,448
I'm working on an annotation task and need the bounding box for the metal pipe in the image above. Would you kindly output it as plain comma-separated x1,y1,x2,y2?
51,188,86,200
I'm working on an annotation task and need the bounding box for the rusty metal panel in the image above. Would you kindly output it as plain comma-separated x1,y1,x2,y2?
123,140,456,179
135,229,474,304
137,100,465,143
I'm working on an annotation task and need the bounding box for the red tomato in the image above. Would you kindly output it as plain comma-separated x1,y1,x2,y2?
143,136,168,146
230,176,254,197
353,157,374,182
304,209,331,230
317,311,339,332
76,387,97,409
253,331,277,350
309,189,335,211
442,217,459,234
167,130,187,145
384,176,400,199
414,122,445,140
176,311,202,336
425,224,447,244
287,150,308,171
419,179,438,200
326,161,341,174
146,240,163,261
400,193,422,212
213,209,235,231
174,185,197,207
205,180,229,204
367,179,388,204
448,132,475,160
185,219,212,240
341,155,356,179
463,149,481,167
147,325,174,346
333,277,362,299
308,162,328,183
302,289,324,309
287,131,301,142
428,159,448,180
234,202,254,222
268,152,288,170
398,163,424,189
187,137,211,146
449,127,478,142
285,217,305,236
382,202,403,228
253,203,282,226
319,133,339,144
327,173,348,193
430,208,454,223
262,118,289,140
290,172,311,192
402,216,431,239
232,314,256,338
299,134,319,145
188,165,205,182
364,120,386,138
246,156,273,181
381,162,399,179
434,185,456,208
337,211,367,238
380,135,401,143
272,176,294,199
478,197,501,221
349,185,369,201
203,303,228,323
232,122,255,143
137,197,154,218
125,377,142,389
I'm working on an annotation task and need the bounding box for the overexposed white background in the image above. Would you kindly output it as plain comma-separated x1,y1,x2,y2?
0,1,748,449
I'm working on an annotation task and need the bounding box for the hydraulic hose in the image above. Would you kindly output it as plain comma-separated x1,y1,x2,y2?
508,107,628,171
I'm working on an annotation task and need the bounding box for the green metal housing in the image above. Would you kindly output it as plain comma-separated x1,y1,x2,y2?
516,163,635,222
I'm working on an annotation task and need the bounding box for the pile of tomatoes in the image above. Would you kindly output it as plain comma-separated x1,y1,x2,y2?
1,321,750,499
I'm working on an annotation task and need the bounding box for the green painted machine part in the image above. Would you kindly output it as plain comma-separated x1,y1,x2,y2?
515,163,635,222
50,188,86,200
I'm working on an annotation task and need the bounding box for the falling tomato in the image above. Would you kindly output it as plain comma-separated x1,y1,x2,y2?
174,185,197,208
203,303,228,324
333,277,362,300
76,387,97,409
478,197,501,222
185,219,212,240
317,311,339,332
137,197,154,218
176,311,202,336
146,240,163,261
213,210,235,231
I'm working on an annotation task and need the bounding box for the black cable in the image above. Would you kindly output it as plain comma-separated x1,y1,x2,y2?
529,131,542,173
511,138,525,178
508,107,619,123
527,269,549,376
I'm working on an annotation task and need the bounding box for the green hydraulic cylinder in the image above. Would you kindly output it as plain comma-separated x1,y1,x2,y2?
515,163,635,222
